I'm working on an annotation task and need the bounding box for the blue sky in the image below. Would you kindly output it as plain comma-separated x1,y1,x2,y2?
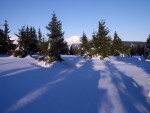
0,0,150,41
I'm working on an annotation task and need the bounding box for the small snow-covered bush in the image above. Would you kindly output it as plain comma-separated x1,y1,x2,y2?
13,50,27,58
83,53,92,59
13,50,22,57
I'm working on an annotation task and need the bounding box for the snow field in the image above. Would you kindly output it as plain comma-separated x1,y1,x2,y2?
0,55,150,113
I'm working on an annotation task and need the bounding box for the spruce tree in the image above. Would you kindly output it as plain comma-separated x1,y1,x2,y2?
146,34,150,59
37,28,43,53
0,28,5,54
96,20,111,59
81,32,88,54
3,20,11,54
112,31,123,56
46,12,65,63
15,26,38,57
91,32,98,56
29,27,38,54
38,28,42,44
60,41,69,55
147,34,150,53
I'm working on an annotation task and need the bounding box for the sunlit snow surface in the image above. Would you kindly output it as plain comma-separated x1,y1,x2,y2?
0,55,150,113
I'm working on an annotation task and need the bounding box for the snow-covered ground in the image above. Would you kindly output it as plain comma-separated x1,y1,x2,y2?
0,55,150,113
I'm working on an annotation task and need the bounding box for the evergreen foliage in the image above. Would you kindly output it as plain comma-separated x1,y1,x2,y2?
146,34,150,59
38,28,42,43
15,26,38,57
129,45,145,57
146,34,150,53
112,31,123,56
0,28,5,54
37,28,49,55
45,12,66,63
60,41,69,55
91,32,98,56
0,20,12,54
1,16,149,60
37,28,42,53
91,20,111,59
69,44,80,55
80,32,89,55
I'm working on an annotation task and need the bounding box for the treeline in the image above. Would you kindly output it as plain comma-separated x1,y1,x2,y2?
0,12,69,63
0,12,150,63
14,26,48,57
79,21,149,59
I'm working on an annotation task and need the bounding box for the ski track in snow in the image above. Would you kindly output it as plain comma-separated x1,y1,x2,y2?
0,55,150,113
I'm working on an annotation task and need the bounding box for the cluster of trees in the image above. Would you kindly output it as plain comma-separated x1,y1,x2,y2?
80,21,149,59
14,12,68,63
79,21,125,59
14,26,49,57
0,20,15,54
1,12,150,63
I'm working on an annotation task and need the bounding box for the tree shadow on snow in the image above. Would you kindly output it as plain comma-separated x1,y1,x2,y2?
0,56,106,113
104,61,150,113
114,56,150,75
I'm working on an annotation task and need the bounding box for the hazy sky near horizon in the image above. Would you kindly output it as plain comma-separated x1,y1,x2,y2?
0,0,150,41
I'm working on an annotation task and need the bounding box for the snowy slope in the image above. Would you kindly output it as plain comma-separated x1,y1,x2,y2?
65,35,81,46
0,55,150,113
10,35,18,44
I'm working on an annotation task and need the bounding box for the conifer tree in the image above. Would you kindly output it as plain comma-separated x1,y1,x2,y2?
61,41,69,55
95,20,111,59
3,20,11,54
112,31,123,56
0,28,5,54
37,28,43,53
147,34,150,53
15,26,38,57
46,12,65,63
81,32,88,54
38,28,42,44
91,32,98,56
29,27,38,54
146,34,150,59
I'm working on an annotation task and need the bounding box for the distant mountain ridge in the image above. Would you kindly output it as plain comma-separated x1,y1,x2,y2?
122,41,146,47
11,34,147,47
65,36,146,47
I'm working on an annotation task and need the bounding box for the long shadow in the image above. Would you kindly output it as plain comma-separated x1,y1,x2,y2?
114,56,150,75
0,57,26,65
0,67,38,77
0,61,20,65
0,56,106,113
104,61,150,113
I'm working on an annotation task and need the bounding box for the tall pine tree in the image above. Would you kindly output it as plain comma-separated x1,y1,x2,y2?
93,20,111,59
3,20,11,54
112,31,123,56
91,32,98,56
46,12,65,63
38,28,42,44
0,28,5,54
80,32,88,54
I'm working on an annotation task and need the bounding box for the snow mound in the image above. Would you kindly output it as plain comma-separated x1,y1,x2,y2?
37,60,56,68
